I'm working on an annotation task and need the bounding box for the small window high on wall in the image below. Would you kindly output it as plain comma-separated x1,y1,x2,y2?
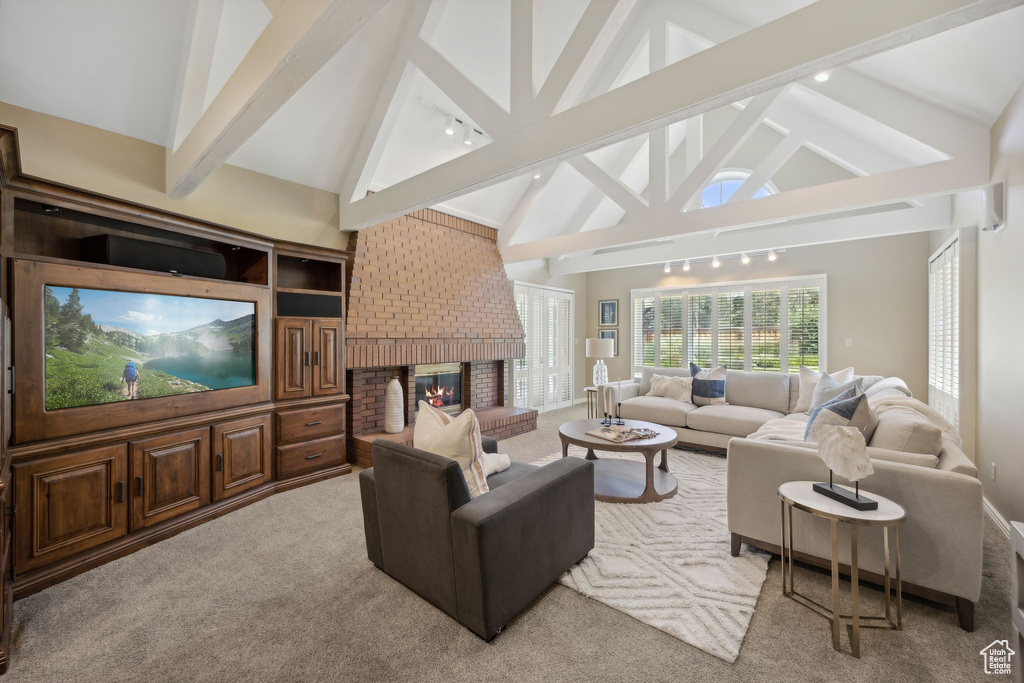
631,276,826,377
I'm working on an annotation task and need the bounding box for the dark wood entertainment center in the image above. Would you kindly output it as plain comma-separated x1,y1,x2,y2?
0,126,351,673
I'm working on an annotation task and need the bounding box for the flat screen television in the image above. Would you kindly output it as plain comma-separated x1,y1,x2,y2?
44,286,256,410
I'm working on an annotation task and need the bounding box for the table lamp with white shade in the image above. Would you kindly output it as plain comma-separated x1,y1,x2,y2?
586,337,614,387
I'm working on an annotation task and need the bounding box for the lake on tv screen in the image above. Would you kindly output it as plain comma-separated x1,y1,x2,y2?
44,286,255,411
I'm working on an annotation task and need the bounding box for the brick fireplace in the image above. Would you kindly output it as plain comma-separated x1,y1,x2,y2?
346,207,537,467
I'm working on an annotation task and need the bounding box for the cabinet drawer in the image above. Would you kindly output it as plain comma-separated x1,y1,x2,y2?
276,435,346,479
276,403,345,443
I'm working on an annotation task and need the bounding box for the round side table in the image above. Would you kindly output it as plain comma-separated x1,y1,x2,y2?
778,481,907,658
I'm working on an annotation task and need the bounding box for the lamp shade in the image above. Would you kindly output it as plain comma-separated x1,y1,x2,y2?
586,338,614,359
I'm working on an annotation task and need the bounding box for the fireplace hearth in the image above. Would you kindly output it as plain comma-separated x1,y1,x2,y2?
415,363,463,415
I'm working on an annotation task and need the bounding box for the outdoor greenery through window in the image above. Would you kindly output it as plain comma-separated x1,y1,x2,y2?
631,277,825,377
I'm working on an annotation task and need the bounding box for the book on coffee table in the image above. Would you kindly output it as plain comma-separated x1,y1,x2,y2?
585,425,658,443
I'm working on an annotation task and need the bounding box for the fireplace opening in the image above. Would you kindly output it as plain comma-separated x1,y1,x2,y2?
414,363,464,415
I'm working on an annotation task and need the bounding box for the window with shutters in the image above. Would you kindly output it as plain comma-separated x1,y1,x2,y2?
630,276,825,377
928,238,959,427
512,282,574,413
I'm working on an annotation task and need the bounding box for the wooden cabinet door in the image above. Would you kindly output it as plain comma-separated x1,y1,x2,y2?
211,415,271,502
130,427,210,530
275,319,311,400
14,444,128,573
312,319,344,396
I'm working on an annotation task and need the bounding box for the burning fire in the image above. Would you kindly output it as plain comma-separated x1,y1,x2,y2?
425,384,455,408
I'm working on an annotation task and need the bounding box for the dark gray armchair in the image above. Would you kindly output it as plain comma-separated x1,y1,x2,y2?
359,436,595,640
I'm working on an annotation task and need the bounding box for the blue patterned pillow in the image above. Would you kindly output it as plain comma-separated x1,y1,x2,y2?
689,362,727,406
805,392,878,443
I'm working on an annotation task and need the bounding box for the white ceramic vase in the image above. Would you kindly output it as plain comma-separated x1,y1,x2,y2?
384,377,404,434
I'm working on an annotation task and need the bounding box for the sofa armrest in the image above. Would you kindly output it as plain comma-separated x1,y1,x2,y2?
598,381,640,416
727,438,983,602
450,458,595,639
358,468,383,567
481,435,498,454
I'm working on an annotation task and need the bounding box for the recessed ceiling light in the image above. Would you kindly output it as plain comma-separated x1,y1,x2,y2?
711,255,721,268
814,71,830,83
443,114,455,135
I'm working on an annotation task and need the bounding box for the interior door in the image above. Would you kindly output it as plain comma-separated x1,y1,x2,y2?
275,318,310,400
513,284,574,413
130,427,210,530
211,415,271,502
312,319,344,396
14,444,128,573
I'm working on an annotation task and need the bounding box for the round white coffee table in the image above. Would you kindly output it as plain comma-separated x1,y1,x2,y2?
778,481,907,658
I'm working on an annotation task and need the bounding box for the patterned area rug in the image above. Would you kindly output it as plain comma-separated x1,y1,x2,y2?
535,447,769,663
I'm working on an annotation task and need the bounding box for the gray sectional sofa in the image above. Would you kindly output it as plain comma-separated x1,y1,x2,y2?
599,366,983,629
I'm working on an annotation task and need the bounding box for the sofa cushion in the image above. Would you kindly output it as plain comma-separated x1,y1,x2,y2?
638,366,692,397
620,395,696,427
647,374,692,403
687,404,784,437
807,376,863,414
805,392,879,443
794,366,854,413
784,412,811,423
485,461,538,489
690,363,727,406
724,370,791,413
869,407,943,455
866,447,939,469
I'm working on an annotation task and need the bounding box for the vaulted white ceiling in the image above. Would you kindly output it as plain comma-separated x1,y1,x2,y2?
1,0,1022,272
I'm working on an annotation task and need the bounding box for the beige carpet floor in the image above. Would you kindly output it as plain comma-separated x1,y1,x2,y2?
5,404,1013,682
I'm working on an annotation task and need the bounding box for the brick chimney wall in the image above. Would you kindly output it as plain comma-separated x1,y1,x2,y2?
345,207,525,367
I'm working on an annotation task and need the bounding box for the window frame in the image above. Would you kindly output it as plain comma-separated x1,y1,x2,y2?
700,168,779,208
630,274,827,378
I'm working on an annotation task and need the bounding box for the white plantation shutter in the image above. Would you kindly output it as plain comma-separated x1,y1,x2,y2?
929,239,959,427
633,277,824,376
513,283,574,412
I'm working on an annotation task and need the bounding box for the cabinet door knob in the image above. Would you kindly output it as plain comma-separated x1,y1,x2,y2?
216,454,224,471
136,476,144,496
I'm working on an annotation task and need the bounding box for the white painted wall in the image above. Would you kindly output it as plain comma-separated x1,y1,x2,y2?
584,233,934,397
976,81,1024,525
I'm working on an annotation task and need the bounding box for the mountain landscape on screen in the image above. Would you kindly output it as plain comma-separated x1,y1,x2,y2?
44,286,256,410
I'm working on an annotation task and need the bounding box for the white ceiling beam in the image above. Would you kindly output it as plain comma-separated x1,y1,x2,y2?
510,0,534,122
659,0,989,160
647,19,668,208
339,0,1017,231
548,200,952,275
337,0,444,204
168,0,224,153
569,155,648,215
729,134,804,203
166,0,389,198
684,115,703,177
498,169,555,248
667,88,785,212
411,39,515,138
503,153,987,262
564,2,649,110
534,0,640,118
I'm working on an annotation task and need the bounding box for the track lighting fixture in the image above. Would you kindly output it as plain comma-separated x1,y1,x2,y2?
444,115,455,135
711,255,721,268
682,260,690,272
463,123,473,146
664,262,671,273
533,172,541,180
741,252,750,264
768,249,777,262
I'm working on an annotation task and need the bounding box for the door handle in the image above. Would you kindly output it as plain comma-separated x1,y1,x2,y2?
305,453,323,460
136,476,144,496
217,454,224,471
116,481,125,503
304,351,311,367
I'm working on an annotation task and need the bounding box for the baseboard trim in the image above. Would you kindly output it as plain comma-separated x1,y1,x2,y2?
983,496,1012,539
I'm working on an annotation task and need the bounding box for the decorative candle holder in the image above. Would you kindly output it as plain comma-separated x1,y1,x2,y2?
602,412,611,426
615,404,625,426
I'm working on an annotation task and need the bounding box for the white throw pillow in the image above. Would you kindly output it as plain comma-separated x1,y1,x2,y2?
647,374,693,403
795,366,854,413
413,400,451,442
413,404,489,498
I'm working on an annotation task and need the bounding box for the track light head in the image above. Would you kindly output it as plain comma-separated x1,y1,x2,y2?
463,123,473,145
768,249,777,262
663,262,671,273
444,114,455,136
711,255,721,268
741,252,750,264
682,259,690,272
